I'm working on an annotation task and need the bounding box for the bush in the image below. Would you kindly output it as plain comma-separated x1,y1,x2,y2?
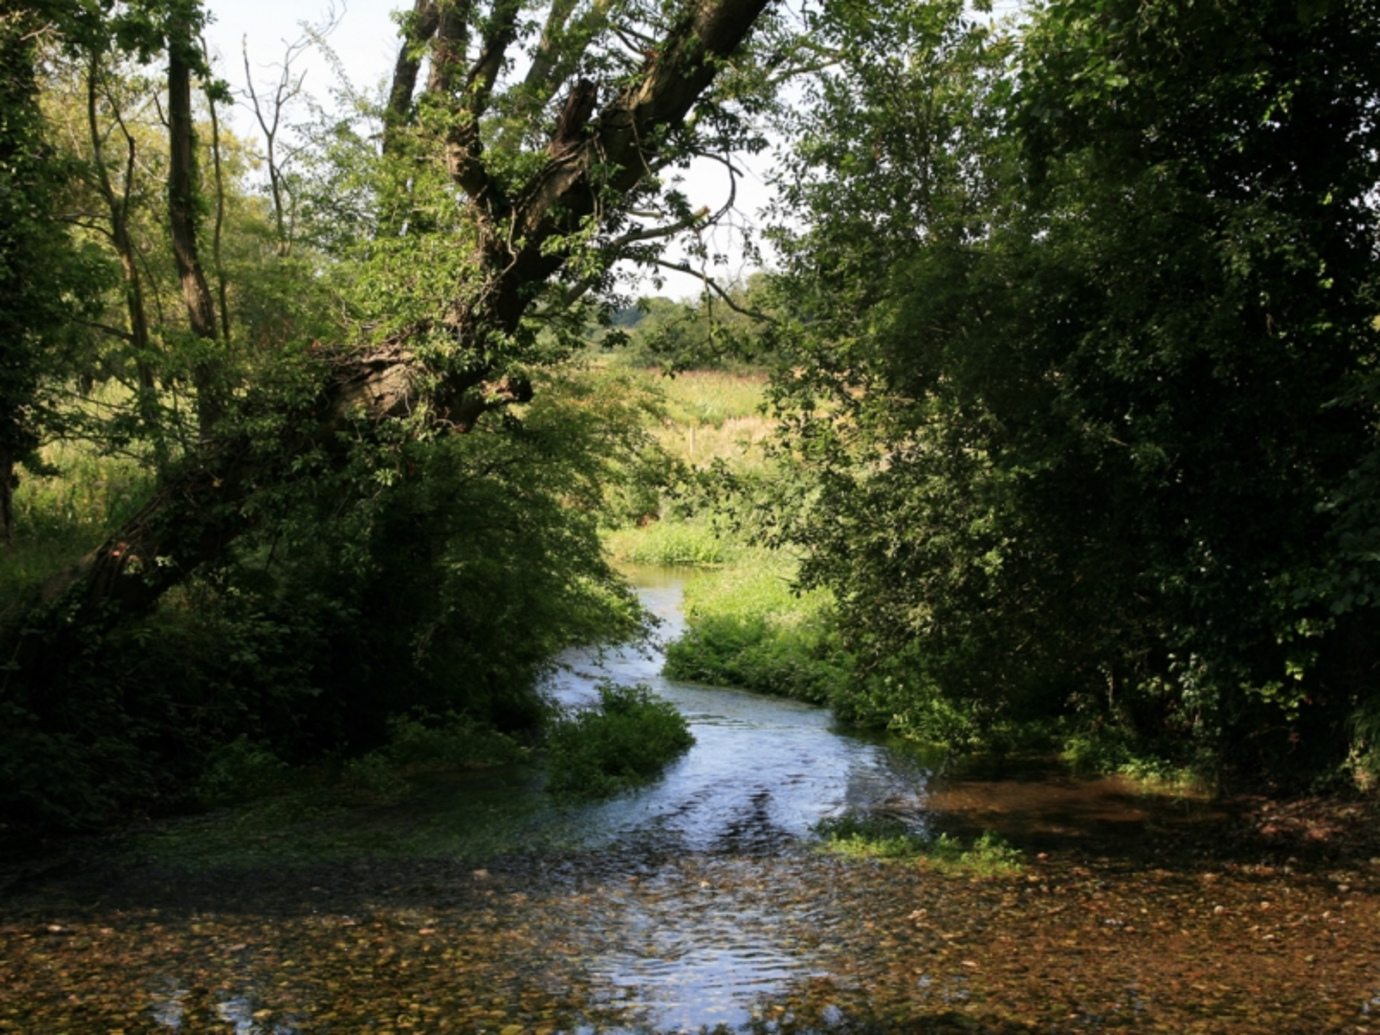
196,737,288,807
381,709,528,768
545,681,695,797
0,372,655,829
662,554,852,704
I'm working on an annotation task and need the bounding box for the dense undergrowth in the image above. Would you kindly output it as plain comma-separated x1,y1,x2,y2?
600,364,1248,794
0,372,657,829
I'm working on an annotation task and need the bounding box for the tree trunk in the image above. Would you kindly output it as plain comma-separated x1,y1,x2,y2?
167,10,223,437
86,53,163,458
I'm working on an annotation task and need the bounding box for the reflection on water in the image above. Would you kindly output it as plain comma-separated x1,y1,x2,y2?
538,567,935,1031
547,568,934,856
141,567,938,1033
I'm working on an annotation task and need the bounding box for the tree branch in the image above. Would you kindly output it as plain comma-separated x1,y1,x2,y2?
650,258,775,322
384,0,440,156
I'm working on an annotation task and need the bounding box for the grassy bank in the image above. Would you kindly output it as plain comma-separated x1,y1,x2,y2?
595,362,855,707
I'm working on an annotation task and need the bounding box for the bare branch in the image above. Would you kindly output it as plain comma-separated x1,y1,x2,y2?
609,205,711,248
649,259,775,323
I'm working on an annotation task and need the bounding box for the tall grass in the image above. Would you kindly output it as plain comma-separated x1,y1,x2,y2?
663,551,851,703
2,441,152,607
589,364,854,706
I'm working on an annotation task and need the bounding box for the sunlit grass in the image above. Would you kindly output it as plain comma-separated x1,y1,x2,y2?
604,515,734,566
815,815,1024,877
1,438,153,608
662,550,849,703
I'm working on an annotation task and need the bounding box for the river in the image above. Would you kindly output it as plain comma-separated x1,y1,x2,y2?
2,570,1377,1033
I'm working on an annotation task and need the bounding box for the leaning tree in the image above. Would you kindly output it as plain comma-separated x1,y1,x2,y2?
1,0,779,660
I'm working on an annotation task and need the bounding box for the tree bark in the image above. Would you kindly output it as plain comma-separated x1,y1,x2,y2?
86,53,163,458
167,9,223,436
383,0,440,157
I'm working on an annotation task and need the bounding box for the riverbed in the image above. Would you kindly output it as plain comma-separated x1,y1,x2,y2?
2,571,1378,1032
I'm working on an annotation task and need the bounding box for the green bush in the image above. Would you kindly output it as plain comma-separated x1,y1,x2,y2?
382,709,528,768
665,614,850,704
661,554,852,704
195,737,288,807
545,681,695,797
0,373,654,829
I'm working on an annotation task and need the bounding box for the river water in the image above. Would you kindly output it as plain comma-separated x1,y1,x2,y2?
6,571,1374,1033
508,568,940,1031
0,569,944,1034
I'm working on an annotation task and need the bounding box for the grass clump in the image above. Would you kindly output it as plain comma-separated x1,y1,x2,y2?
664,553,852,704
604,515,732,566
545,681,695,797
815,815,1024,876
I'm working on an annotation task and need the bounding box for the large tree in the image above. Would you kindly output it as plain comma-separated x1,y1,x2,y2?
769,0,1380,781
1,0,778,648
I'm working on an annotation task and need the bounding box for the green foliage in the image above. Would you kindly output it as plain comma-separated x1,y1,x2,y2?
767,0,1380,786
380,710,528,769
195,737,287,807
815,815,1023,876
663,555,850,705
599,280,777,371
544,682,695,798
0,371,657,827
1,443,152,606
605,516,731,566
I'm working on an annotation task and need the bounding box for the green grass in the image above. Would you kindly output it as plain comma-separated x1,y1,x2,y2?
545,681,695,797
663,550,851,704
815,815,1024,877
590,364,852,706
2,440,152,608
604,515,734,566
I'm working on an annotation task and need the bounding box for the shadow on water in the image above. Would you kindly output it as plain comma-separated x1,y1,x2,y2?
4,568,1376,1034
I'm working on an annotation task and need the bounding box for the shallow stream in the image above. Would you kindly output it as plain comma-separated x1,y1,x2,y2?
3,569,1378,1033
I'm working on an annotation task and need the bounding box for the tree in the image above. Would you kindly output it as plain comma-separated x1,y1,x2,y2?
0,4,103,544
2,0,779,672
768,0,1380,781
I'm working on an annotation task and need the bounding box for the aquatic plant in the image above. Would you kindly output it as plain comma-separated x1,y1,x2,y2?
815,815,1024,877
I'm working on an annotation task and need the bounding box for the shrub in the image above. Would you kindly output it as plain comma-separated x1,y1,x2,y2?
661,554,852,704
545,681,695,797
195,737,288,807
382,709,528,768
